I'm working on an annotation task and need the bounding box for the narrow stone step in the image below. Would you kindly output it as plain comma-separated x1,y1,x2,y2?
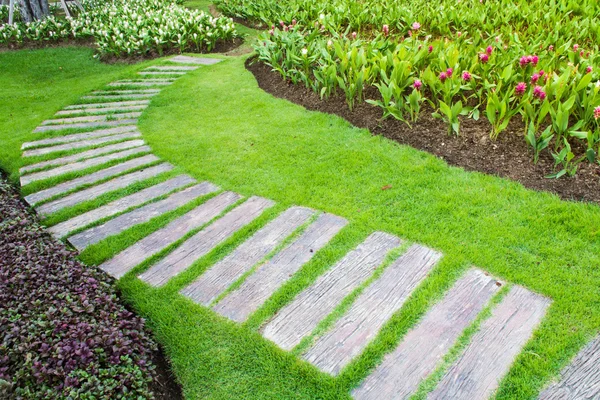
138,71,187,76
90,90,160,95
23,131,141,157
303,245,442,376
429,286,551,400
49,175,197,238
263,232,402,351
352,269,501,400
169,55,222,65
99,191,241,279
68,181,219,250
63,100,150,110
180,206,315,306
20,140,146,174
20,146,150,186
213,213,348,323
55,105,148,116
108,80,175,87
21,126,138,149
33,119,138,133
81,94,156,100
24,154,159,206
36,162,171,216
539,335,600,400
145,66,198,71
41,112,142,126
139,196,275,287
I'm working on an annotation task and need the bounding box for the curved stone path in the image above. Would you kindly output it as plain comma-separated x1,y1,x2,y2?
18,54,585,399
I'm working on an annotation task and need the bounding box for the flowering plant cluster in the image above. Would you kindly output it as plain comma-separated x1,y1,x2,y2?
253,10,600,177
0,179,159,399
0,0,238,57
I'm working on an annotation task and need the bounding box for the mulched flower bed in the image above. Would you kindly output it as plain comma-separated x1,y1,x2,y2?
0,176,181,399
247,58,600,206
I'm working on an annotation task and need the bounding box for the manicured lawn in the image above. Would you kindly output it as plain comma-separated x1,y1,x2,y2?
2,47,600,399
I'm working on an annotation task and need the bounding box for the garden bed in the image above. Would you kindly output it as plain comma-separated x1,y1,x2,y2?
247,58,600,205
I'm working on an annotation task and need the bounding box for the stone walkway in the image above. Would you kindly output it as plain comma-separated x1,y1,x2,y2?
19,54,596,399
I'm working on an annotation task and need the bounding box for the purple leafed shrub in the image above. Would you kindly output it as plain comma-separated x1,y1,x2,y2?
0,179,158,399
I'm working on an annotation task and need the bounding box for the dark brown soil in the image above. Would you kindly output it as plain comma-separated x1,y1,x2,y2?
149,346,184,400
247,58,600,205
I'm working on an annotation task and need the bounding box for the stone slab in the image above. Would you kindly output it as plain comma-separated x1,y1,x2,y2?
21,126,138,149
20,140,146,174
538,335,600,400
263,232,403,351
213,213,348,323
55,105,148,116
180,206,315,306
138,71,187,76
90,90,160,95
23,131,141,157
81,94,156,100
99,191,241,279
139,196,275,287
20,146,150,186
49,175,197,238
145,66,198,71
35,162,171,216
429,285,551,399
169,55,222,65
304,245,442,376
33,119,138,133
68,181,218,250
108,80,174,87
352,269,501,400
41,112,142,125
24,154,159,206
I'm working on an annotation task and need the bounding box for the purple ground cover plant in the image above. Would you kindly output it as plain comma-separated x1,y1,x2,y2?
0,178,158,399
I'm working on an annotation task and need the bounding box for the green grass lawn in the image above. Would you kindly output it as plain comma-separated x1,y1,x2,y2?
2,47,600,399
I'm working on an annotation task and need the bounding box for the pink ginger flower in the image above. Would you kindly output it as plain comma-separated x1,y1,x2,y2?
486,45,493,55
515,82,527,95
457,31,462,37
519,56,528,67
531,73,540,83
594,106,600,120
573,44,579,51
439,71,448,82
428,45,433,53
412,22,421,30
580,50,585,57
539,70,545,76
446,68,454,76
462,71,472,81
292,19,297,26
283,25,289,31
548,45,554,51
269,29,274,35
587,66,593,74
533,85,546,100
408,30,413,37
479,53,489,63
532,55,539,65
279,20,285,27
413,79,423,90
382,24,389,36
351,31,357,39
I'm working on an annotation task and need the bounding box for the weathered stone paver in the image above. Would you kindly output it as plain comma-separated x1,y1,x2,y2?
145,66,198,71
81,94,156,101
304,245,441,375
429,285,550,400
68,181,218,250
138,71,187,76
180,206,315,306
539,335,600,400
22,130,141,157
169,55,222,65
41,112,142,126
20,146,151,186
90,89,160,95
24,154,160,206
99,191,241,279
139,196,275,287
36,162,171,216
263,232,402,351
213,213,348,323
352,269,501,400
55,105,148,116
20,139,145,174
21,126,138,149
108,80,175,87
49,175,197,238
33,119,138,133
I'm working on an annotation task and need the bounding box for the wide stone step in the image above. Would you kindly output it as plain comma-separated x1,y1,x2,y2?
138,71,187,76
303,245,441,376
20,140,146,174
33,119,138,133
49,175,197,238
99,191,241,279
21,126,138,149
539,335,600,400
169,55,222,65
20,146,151,186
145,66,198,71
139,196,275,287
36,162,171,216
90,90,160,95
429,285,550,399
68,181,218,250
263,232,402,351
213,213,348,323
24,154,159,206
352,269,501,400
41,112,142,126
108,80,175,87
22,130,141,157
55,105,148,116
81,94,156,100
180,206,315,306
